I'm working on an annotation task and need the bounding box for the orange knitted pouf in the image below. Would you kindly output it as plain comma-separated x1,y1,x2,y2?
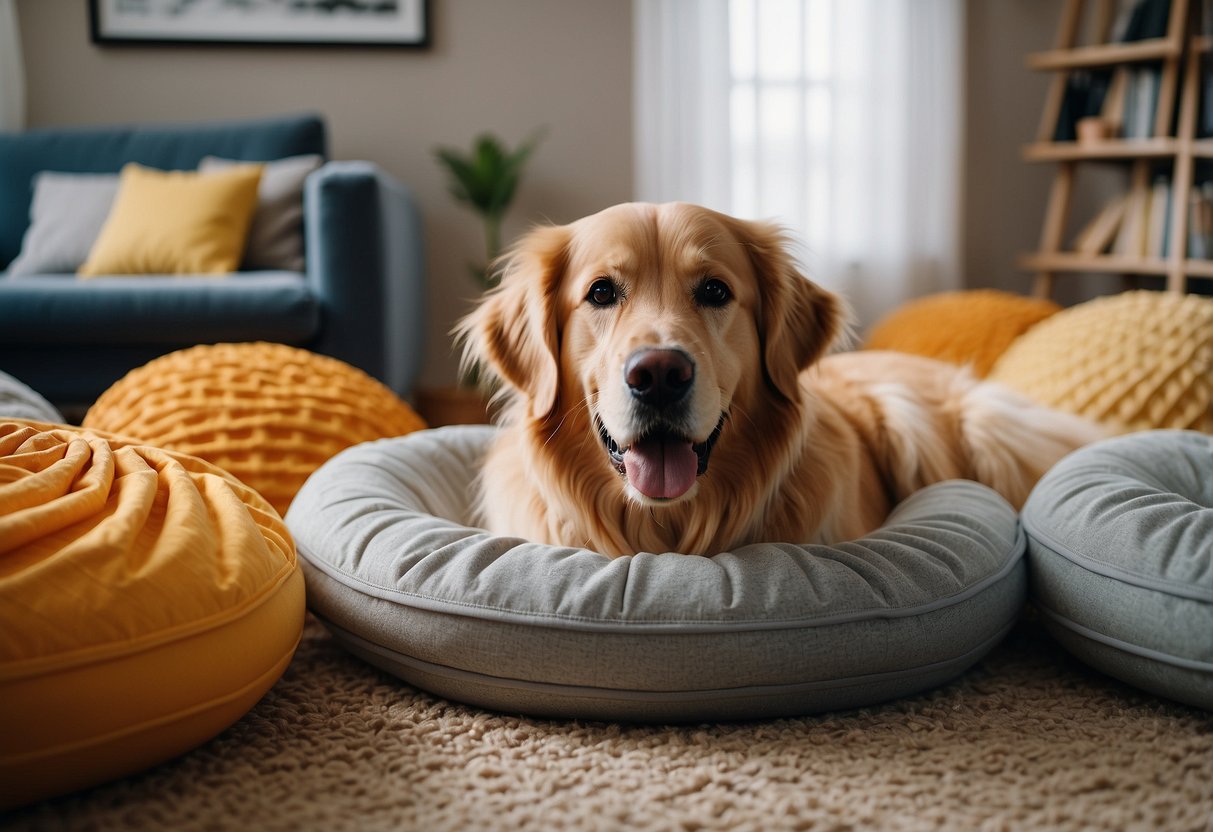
864,290,1061,377
84,343,427,514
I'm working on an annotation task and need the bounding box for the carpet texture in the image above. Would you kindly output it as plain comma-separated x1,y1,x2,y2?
7,615,1211,832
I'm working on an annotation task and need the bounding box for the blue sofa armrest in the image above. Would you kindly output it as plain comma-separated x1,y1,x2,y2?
304,161,425,400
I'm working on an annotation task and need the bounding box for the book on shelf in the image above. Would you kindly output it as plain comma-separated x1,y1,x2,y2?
1116,65,1163,138
1114,0,1171,42
1114,174,1152,256
1145,175,1172,257
1188,181,1213,258
1054,70,1114,141
1071,193,1130,254
1076,175,1173,258
1202,59,1213,137
1102,67,1129,136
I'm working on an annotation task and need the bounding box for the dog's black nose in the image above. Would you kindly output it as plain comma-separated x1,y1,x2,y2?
625,348,695,408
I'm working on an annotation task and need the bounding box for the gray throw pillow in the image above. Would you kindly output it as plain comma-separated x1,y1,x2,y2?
7,172,120,276
200,154,323,272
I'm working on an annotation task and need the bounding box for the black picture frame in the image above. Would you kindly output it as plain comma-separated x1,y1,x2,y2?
89,0,430,49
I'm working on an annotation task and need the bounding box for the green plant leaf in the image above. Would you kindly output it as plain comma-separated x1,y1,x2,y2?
434,149,484,207
434,129,546,284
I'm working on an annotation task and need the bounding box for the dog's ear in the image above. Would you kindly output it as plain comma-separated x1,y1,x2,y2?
732,219,846,402
455,223,570,421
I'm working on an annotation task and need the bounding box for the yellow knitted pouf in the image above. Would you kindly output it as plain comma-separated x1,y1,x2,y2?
83,343,427,514
864,290,1062,377
989,291,1213,432
0,420,304,809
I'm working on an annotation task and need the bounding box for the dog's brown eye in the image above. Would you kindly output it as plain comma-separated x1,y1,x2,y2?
587,278,618,307
695,277,732,308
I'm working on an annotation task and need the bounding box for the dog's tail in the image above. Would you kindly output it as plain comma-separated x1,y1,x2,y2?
955,379,1109,509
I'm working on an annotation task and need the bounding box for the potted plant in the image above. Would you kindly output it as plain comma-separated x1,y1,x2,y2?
417,131,544,426
436,131,544,292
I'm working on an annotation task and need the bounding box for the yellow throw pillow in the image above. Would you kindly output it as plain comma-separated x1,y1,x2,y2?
78,162,263,276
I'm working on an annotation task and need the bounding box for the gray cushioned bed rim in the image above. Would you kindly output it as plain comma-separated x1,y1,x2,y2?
296,534,1027,634
309,610,1019,723
289,426,1029,722
1035,607,1213,673
1022,430,1213,711
1023,515,1213,603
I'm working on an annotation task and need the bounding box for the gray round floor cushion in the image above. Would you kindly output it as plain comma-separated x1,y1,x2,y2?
1023,430,1212,711
287,426,1027,722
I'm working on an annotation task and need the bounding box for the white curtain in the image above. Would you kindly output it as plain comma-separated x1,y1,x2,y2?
0,0,25,131
634,0,964,331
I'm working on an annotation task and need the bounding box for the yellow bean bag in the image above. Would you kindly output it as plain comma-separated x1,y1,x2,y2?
864,290,1061,377
0,420,304,810
84,342,427,515
989,291,1213,432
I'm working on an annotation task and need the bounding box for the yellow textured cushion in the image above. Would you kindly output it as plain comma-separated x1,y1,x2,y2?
989,291,1213,432
83,342,428,515
864,290,1062,377
0,420,304,809
78,162,263,276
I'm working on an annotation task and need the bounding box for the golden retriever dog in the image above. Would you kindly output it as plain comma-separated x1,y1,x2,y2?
457,202,1102,557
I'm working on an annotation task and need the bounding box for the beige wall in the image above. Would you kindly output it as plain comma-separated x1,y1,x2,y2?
16,0,633,389
19,1,1091,383
963,1,1052,299
963,1,1122,307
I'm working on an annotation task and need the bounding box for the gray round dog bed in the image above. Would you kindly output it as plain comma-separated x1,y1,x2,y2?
0,370,63,423
1023,430,1212,710
287,426,1028,722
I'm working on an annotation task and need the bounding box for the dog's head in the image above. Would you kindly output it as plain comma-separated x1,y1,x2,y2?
458,202,843,505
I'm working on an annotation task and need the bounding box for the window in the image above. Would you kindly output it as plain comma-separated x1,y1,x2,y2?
635,0,963,328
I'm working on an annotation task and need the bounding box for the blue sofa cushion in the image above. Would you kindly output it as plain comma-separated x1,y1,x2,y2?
0,113,326,266
0,273,318,345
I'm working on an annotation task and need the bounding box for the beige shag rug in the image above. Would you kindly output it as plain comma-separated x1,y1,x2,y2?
7,614,1212,832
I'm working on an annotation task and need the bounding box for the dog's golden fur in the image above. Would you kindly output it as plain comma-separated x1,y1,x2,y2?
458,202,1102,557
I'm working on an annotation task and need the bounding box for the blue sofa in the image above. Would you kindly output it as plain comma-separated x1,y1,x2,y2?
0,113,424,405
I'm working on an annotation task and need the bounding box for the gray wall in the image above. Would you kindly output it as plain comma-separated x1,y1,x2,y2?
18,1,1086,383
16,0,633,388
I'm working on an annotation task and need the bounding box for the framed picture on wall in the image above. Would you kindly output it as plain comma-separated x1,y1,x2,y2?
89,0,430,49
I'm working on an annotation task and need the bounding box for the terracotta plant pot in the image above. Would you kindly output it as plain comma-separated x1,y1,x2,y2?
414,385,494,428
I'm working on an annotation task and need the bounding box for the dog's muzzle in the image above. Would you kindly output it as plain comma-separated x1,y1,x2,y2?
597,414,725,501
594,347,725,501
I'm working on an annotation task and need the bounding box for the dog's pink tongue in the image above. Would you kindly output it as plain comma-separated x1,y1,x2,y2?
624,438,698,500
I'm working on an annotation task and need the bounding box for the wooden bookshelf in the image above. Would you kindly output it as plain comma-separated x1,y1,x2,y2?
1022,0,1204,297
1022,137,1178,161
1021,251,1213,278
1027,36,1178,70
